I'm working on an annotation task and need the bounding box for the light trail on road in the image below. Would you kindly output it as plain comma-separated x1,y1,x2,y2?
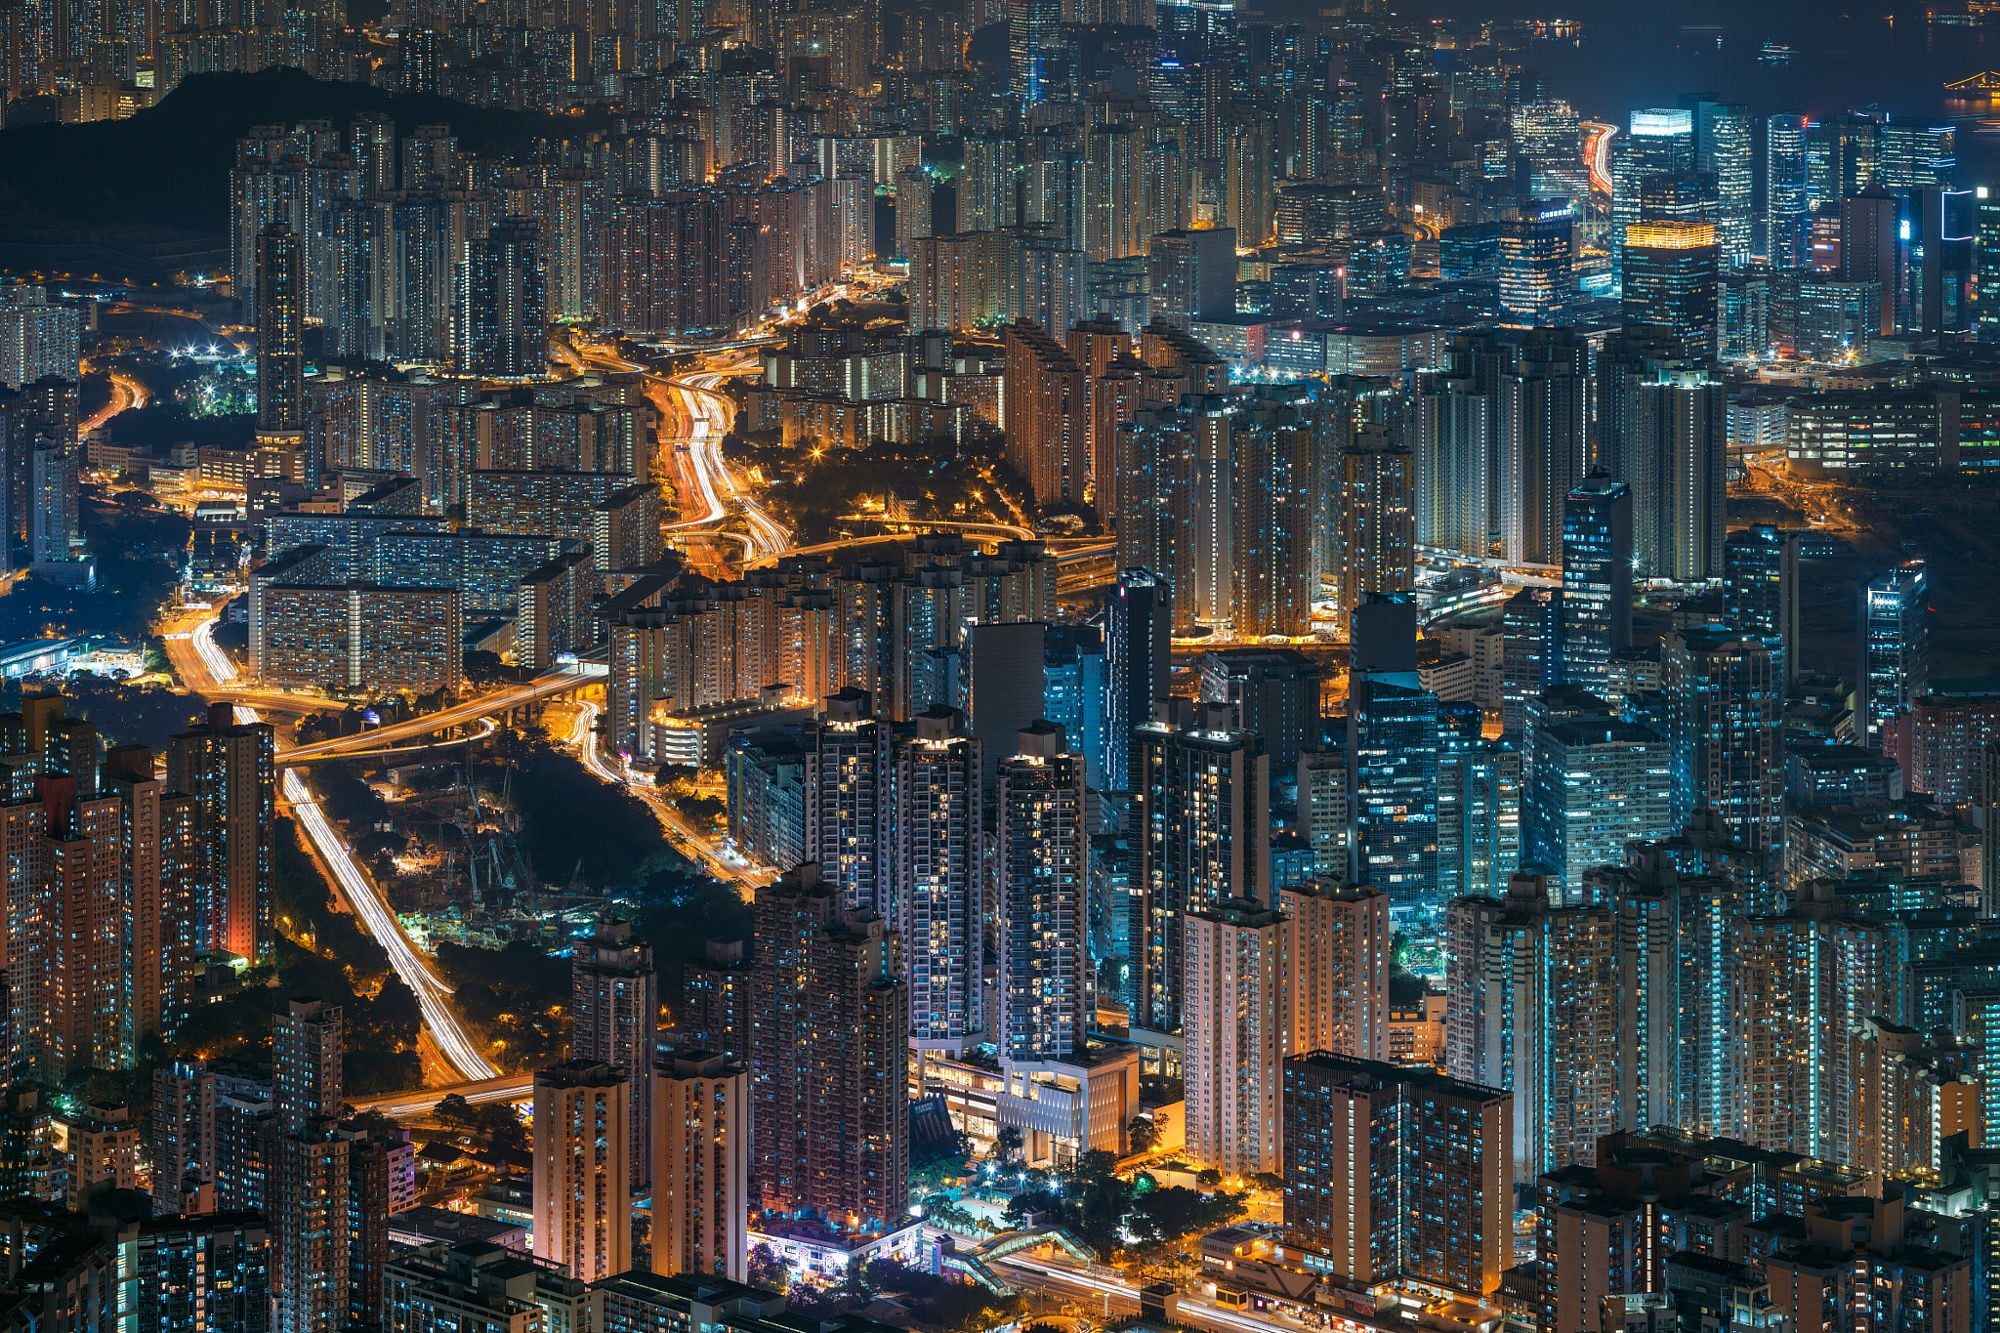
190,618,501,1083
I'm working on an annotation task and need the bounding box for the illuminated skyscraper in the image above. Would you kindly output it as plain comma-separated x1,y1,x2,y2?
1184,900,1287,1176
571,917,658,1193
166,703,276,964
1498,328,1589,567
454,217,546,378
1724,525,1801,684
896,708,982,1058
1663,627,1783,853
1599,341,1726,583
255,221,305,436
1346,596,1439,915
1763,114,1812,268
531,1060,631,1281
1331,426,1416,630
803,689,891,915
996,723,1089,1064
0,286,81,389
749,864,908,1235
272,999,348,1333
1437,705,1521,903
1523,707,1673,899
1557,477,1634,693
1498,199,1574,327
1857,560,1930,748
1103,569,1172,793
1280,878,1390,1061
1611,108,1695,267
1134,699,1271,1032
651,1050,747,1282
1445,872,1622,1180
1690,98,1753,267
1622,220,1720,360
1006,0,1063,107
1281,1052,1511,1302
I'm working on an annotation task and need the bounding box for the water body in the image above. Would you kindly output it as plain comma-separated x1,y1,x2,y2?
1418,0,2000,180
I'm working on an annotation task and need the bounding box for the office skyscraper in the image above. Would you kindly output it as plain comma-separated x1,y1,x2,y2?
996,723,1090,1064
531,1060,631,1281
1134,700,1271,1032
1663,627,1783,854
896,708,982,1059
652,1050,747,1283
1438,706,1522,903
1622,220,1721,360
1007,0,1062,107
1611,107,1696,268
1763,113,1812,268
256,221,305,436
749,864,908,1235
1103,569,1172,793
1185,899,1288,1176
1498,199,1575,326
571,917,658,1192
1346,596,1440,914
1857,561,1930,748
1690,98,1753,267
1282,1052,1511,1302
1558,477,1634,693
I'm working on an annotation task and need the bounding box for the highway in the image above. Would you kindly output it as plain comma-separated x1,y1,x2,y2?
989,1254,1331,1333
277,661,607,765
567,702,774,896
79,366,147,436
177,614,502,1084
351,1071,533,1120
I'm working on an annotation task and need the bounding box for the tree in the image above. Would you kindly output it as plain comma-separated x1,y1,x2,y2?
995,1125,1023,1165
1127,1114,1161,1155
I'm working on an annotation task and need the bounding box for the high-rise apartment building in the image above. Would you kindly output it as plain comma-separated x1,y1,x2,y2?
455,218,547,378
1184,900,1288,1176
895,708,982,1058
749,864,908,1236
1103,570,1171,793
571,917,658,1193
996,723,1089,1064
1133,700,1271,1032
1331,426,1416,630
0,286,80,388
531,1060,631,1281
1663,627,1783,853
1281,1053,1511,1302
803,689,891,916
1279,879,1390,1061
652,1050,748,1283
165,703,276,964
256,222,305,436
